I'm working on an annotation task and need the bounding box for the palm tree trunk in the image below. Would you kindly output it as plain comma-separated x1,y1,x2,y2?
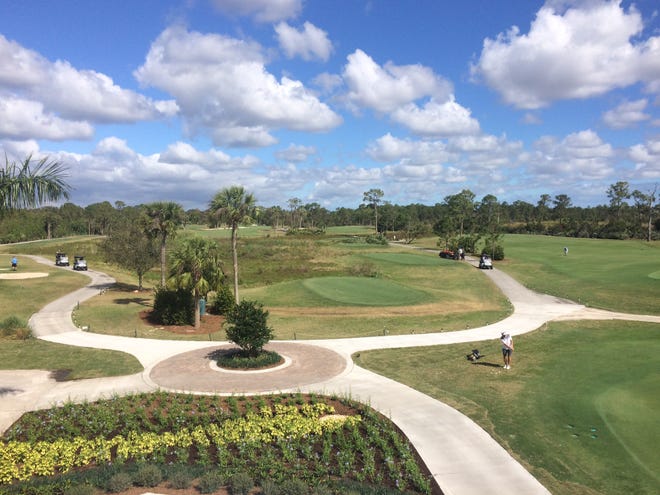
194,292,201,329
160,236,167,287
231,224,240,304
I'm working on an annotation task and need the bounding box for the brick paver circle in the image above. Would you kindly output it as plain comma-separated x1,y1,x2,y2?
149,342,347,394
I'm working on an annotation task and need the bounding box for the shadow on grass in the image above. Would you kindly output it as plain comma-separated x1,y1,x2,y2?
472,361,503,368
113,297,151,306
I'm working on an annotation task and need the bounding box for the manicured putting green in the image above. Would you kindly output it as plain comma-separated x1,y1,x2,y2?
362,252,444,266
302,276,428,306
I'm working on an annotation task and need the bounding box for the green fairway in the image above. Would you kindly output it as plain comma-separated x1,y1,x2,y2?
355,320,660,495
302,276,429,306
498,235,660,314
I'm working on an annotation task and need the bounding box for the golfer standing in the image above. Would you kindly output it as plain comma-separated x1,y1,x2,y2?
500,332,514,369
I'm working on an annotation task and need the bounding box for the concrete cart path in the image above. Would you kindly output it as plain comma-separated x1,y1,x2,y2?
3,255,659,495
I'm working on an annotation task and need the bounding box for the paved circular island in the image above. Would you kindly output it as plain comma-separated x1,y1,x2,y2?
149,342,347,394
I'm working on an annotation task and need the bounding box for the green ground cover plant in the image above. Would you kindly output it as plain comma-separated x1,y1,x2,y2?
2,392,433,495
355,320,660,495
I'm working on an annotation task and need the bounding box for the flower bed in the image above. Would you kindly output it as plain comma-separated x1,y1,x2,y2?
2,392,433,494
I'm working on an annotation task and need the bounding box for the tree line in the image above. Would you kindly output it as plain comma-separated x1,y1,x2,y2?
1,183,657,246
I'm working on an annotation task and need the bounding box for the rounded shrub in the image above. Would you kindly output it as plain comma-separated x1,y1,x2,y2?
63,483,95,495
229,471,254,495
312,485,334,495
133,464,163,487
279,478,309,495
198,471,225,494
261,479,281,495
106,472,133,493
168,467,193,489
224,300,274,357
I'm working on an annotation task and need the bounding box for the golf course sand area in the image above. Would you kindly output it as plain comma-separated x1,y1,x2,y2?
0,272,48,279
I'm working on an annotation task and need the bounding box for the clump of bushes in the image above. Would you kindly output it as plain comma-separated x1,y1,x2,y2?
151,288,194,325
365,234,388,245
215,349,282,369
0,316,31,340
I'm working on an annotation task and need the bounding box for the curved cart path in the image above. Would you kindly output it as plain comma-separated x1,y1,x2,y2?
2,255,658,495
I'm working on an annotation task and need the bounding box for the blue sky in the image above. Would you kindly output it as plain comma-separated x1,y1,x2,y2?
1,0,659,210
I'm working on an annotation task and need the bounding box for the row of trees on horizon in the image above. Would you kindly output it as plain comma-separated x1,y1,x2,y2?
1,182,657,244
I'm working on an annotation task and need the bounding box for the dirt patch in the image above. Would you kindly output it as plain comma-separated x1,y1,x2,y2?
138,310,225,335
0,272,48,279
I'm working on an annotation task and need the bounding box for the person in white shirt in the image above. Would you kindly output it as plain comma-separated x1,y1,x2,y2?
500,332,514,369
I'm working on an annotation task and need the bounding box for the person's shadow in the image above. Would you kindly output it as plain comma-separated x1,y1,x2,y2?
472,361,502,368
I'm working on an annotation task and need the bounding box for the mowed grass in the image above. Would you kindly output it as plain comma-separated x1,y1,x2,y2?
355,320,660,495
0,255,89,322
302,276,429,306
0,339,142,379
242,243,510,338
496,235,659,314
0,247,143,378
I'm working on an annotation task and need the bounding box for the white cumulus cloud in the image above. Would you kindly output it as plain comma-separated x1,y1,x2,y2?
391,97,480,137
135,26,342,147
629,137,660,179
275,22,333,61
602,99,651,129
472,1,660,109
342,49,452,114
528,129,615,183
0,34,177,142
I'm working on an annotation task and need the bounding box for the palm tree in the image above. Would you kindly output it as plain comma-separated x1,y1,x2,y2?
168,238,224,329
1,154,70,212
209,186,256,304
144,201,185,286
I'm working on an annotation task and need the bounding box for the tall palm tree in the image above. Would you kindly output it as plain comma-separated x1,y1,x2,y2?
209,186,256,304
144,201,185,286
1,154,70,212
168,238,224,329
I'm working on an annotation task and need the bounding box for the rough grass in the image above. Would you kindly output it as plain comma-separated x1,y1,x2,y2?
355,320,660,495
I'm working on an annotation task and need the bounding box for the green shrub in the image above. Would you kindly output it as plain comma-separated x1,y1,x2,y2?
133,464,162,487
261,479,281,495
0,316,27,337
349,261,379,278
211,284,236,315
365,234,387,245
481,244,504,260
229,471,254,495
198,471,225,494
215,349,282,369
312,485,334,495
224,300,273,357
280,478,309,495
152,287,194,325
63,484,95,495
168,467,193,489
107,472,133,493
